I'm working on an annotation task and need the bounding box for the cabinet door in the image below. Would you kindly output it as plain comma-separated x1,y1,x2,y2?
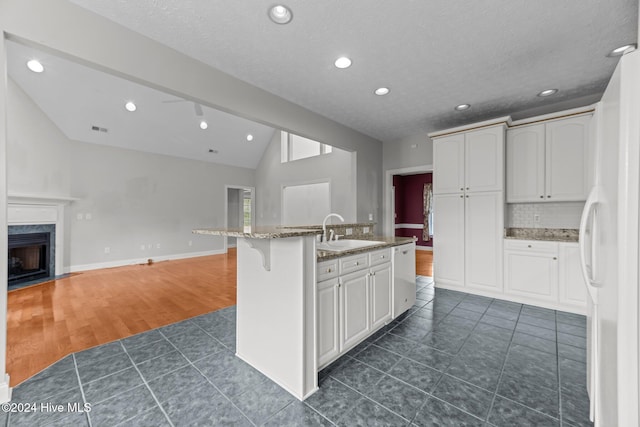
433,134,465,194
370,263,392,331
465,192,503,292
465,126,505,192
340,270,370,351
545,116,590,201
317,278,340,368
558,243,588,309
506,124,545,202
504,251,558,303
433,193,465,287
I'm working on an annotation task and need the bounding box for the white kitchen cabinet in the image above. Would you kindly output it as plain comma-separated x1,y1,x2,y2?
503,239,586,313
369,262,392,331
317,277,340,367
504,240,558,304
433,133,465,194
506,115,591,202
558,242,588,308
317,247,398,368
393,243,417,318
433,126,504,194
340,269,370,351
433,193,465,287
465,192,504,292
506,124,545,202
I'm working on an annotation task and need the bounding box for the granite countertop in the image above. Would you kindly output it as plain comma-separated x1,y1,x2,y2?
316,236,416,261
192,226,321,239
504,228,579,242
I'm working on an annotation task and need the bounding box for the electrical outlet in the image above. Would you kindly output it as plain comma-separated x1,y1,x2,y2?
368,213,373,221
534,214,541,223
76,213,83,220
104,247,110,254
85,213,92,220
156,243,161,249
140,244,146,250
147,244,152,249
345,228,353,235
188,240,193,246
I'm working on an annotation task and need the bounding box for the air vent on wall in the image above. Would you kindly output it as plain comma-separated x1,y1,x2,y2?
91,125,108,133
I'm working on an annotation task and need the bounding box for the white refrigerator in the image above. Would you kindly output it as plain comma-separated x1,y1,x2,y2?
579,49,640,426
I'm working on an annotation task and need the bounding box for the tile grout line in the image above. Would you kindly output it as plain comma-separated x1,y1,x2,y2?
556,311,565,427
157,329,259,427
117,341,175,427
71,353,93,427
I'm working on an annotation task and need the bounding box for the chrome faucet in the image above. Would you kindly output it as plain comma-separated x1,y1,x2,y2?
322,213,344,242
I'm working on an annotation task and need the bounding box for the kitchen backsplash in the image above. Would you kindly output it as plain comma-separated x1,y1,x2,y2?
507,202,585,229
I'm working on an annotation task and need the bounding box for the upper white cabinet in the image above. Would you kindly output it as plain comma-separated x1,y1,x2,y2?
506,115,591,202
434,126,504,194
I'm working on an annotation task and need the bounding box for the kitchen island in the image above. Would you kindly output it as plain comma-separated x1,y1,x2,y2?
192,226,415,400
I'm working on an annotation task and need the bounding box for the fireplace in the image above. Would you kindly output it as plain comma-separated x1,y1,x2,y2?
8,232,51,283
7,224,56,288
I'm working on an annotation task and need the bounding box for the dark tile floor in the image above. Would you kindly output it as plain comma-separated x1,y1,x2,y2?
3,276,592,426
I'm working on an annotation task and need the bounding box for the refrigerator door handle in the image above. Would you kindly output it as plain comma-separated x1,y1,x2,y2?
579,186,602,302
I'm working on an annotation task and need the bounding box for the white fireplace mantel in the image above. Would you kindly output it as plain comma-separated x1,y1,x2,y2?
8,194,78,276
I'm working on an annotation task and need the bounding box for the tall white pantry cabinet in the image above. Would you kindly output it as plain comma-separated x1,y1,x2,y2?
431,123,506,293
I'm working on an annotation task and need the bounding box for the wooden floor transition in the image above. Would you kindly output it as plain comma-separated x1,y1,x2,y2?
7,247,433,386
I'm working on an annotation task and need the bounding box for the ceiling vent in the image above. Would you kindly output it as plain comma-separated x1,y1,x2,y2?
91,125,108,133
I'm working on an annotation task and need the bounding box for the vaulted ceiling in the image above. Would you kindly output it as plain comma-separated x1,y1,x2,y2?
68,0,638,142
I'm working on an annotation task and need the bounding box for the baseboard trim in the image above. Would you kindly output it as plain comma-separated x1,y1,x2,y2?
415,246,433,251
67,249,226,273
0,374,11,403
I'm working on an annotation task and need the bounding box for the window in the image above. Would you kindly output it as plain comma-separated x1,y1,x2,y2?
281,131,332,163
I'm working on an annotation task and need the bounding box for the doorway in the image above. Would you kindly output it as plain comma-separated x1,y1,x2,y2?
225,185,255,252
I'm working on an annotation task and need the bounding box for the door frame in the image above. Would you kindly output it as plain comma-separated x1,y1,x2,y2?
383,165,433,238
224,185,255,253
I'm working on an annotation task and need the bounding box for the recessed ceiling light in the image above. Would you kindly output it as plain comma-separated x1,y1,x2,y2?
454,104,471,111
124,101,137,112
374,87,390,96
26,59,44,73
608,44,637,57
537,89,558,97
268,5,293,24
246,134,254,141
334,57,352,69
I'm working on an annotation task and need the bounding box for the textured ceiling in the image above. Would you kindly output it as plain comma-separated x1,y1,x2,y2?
68,0,638,142
7,41,276,169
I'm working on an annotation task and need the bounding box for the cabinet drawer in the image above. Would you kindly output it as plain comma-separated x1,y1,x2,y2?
340,253,369,274
369,248,391,267
317,260,339,282
504,239,558,254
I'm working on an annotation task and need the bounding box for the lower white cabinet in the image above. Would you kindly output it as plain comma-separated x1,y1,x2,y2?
317,248,395,369
340,269,371,350
504,239,587,313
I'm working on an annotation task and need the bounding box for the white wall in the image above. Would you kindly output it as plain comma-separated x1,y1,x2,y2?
382,133,433,172
255,132,357,226
8,78,255,270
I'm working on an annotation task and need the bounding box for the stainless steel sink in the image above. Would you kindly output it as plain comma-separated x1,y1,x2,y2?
316,239,386,253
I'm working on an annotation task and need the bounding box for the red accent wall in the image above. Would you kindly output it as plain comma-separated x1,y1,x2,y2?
393,173,433,247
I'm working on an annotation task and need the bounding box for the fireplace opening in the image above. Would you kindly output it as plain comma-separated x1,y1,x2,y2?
8,232,51,284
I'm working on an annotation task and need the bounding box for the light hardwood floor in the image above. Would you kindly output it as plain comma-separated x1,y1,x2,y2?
7,247,433,386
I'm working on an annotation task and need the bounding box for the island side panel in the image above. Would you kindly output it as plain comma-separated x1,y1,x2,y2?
236,235,317,400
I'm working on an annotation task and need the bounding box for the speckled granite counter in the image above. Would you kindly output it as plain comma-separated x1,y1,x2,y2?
505,228,579,242
316,236,415,261
192,226,321,239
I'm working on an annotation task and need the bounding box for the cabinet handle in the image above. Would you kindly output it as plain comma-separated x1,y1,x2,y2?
547,195,551,198
460,187,464,191
380,255,385,259
465,195,469,198
327,268,332,273
540,195,544,199
553,257,557,260
460,195,463,198
528,245,532,248
337,283,340,288
466,187,469,190
402,250,408,254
